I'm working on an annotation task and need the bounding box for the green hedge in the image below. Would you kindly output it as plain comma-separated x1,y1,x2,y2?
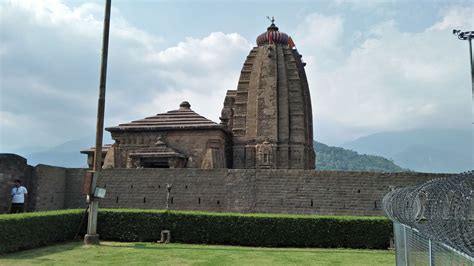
97,209,392,249
0,209,392,254
0,209,84,254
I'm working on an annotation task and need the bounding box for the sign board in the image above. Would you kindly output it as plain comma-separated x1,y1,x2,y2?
94,187,107,198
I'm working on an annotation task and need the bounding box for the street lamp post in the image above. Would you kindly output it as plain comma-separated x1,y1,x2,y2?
84,0,112,245
452,29,474,99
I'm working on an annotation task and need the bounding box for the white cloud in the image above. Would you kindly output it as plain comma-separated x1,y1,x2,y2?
294,14,344,71
334,0,392,6
1,0,472,153
149,32,251,94
0,0,251,152
115,31,252,125
294,10,472,144
136,89,226,124
295,14,344,49
429,6,474,31
0,111,28,129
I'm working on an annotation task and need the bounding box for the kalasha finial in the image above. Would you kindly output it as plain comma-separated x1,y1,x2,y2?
179,101,191,110
266,16,278,31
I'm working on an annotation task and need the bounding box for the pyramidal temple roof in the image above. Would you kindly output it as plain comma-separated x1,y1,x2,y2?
106,101,223,132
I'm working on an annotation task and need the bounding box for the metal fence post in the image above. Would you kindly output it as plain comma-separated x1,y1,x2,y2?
428,239,432,266
403,225,408,266
382,173,474,265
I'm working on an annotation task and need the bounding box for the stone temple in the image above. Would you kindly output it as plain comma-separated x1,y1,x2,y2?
101,101,229,169
82,21,315,170
222,22,314,169
1,22,449,215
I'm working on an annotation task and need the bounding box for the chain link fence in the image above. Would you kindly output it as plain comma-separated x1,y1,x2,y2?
383,171,473,265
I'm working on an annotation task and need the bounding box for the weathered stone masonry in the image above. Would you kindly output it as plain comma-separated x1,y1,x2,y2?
94,169,448,216
1,154,451,216
0,154,34,213
0,155,87,213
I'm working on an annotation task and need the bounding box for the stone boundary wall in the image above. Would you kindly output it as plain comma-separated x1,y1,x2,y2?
0,154,453,216
94,169,229,212
64,168,87,210
90,168,450,216
0,154,34,213
34,165,67,211
237,170,449,215
0,155,86,213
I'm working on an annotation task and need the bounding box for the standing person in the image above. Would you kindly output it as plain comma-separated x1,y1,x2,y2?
10,179,28,213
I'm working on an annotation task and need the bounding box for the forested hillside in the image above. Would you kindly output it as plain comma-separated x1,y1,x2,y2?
315,141,408,172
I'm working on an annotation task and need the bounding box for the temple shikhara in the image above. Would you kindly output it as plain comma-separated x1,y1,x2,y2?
2,21,446,217
82,20,315,170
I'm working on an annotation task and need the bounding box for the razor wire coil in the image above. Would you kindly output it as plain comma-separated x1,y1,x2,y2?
382,171,474,258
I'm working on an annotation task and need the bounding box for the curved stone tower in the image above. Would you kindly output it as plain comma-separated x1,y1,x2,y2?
220,21,315,169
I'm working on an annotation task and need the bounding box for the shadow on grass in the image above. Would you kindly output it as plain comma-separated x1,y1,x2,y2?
1,241,83,260
2,241,393,261
100,242,391,255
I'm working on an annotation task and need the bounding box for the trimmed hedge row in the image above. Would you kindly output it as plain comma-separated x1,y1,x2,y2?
0,209,84,254
97,209,392,249
0,209,392,254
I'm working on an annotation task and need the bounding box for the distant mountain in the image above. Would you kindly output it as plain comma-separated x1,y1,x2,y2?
314,141,407,172
26,151,88,168
4,145,49,156
25,136,96,168
10,135,407,172
342,128,472,173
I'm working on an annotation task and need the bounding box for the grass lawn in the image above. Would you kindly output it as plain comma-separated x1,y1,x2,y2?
0,241,395,266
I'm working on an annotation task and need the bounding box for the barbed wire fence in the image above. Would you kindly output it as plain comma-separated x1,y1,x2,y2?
382,171,473,265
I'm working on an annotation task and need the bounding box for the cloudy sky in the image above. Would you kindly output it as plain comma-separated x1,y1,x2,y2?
0,0,472,153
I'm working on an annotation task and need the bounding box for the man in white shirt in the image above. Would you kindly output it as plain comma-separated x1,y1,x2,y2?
11,179,28,213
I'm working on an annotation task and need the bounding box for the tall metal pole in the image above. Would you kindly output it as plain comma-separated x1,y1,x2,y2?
84,0,111,245
469,37,473,99
452,29,474,156
452,30,474,99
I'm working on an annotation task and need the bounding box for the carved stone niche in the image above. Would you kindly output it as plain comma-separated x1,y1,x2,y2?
291,149,302,168
245,145,256,168
126,156,143,168
255,138,275,169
